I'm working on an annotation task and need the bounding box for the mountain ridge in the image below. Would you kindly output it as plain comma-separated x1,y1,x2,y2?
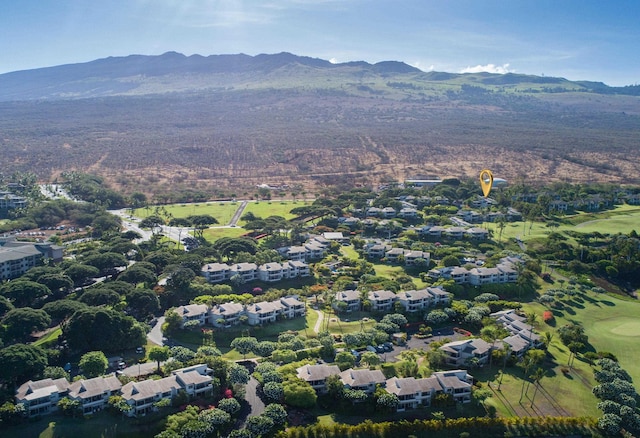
0,51,637,102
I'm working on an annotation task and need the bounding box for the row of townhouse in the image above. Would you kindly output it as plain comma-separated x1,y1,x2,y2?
438,309,543,367
296,364,473,410
491,309,543,356
457,207,522,224
174,295,306,328
201,260,310,284
365,243,430,266
0,238,64,280
512,192,616,212
428,258,518,286
418,225,489,240
364,206,420,219
333,287,451,313
277,235,332,262
16,365,213,418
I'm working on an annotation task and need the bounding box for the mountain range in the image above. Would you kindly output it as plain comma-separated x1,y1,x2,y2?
0,52,638,102
1,52,639,196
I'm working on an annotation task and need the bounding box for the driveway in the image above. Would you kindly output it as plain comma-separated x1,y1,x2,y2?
148,316,165,346
122,361,160,378
244,376,265,417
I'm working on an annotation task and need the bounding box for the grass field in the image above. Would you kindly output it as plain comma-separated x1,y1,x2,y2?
4,411,165,438
237,200,299,225
201,227,247,241
133,202,239,225
538,291,640,384
33,327,62,348
490,287,640,418
493,204,640,243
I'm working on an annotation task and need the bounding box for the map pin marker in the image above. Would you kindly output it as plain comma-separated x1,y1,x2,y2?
479,169,493,197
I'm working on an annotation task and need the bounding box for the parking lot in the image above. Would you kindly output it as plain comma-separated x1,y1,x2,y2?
381,326,463,363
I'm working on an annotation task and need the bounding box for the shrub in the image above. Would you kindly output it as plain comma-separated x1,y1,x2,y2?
543,310,554,324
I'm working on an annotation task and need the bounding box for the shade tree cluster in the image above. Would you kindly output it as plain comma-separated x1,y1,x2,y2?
592,358,640,435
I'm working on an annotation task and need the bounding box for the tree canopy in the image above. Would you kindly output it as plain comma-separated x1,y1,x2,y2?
65,307,146,353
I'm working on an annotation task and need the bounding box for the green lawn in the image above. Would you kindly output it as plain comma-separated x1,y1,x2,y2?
483,287,640,418
237,200,298,225
5,411,165,438
132,202,240,225
573,210,640,234
201,226,247,241
494,204,640,243
33,327,62,348
532,290,640,384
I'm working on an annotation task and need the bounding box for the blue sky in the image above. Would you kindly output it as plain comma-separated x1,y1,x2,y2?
2,0,639,86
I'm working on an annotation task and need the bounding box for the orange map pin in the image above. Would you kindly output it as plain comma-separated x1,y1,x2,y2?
479,169,494,197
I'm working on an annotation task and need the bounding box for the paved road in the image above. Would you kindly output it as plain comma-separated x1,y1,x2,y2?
148,316,165,346
229,200,248,226
244,376,265,417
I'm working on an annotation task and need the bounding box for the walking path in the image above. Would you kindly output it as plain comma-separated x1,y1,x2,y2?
313,309,324,333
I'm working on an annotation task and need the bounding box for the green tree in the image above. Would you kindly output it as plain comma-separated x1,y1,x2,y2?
283,380,317,408
118,265,157,287
65,307,146,352
125,289,160,319
79,351,109,377
83,252,128,277
0,344,48,385
227,363,250,385
360,351,381,367
36,273,74,298
0,296,14,318
2,307,51,340
263,403,287,426
163,310,183,335
78,288,121,306
148,346,170,372
442,255,461,267
42,299,87,321
63,263,100,287
246,415,275,437
1,280,51,307
58,397,82,417
217,398,241,415
230,336,258,359
335,351,356,368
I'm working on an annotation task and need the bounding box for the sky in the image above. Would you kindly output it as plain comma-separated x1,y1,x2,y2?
1,0,639,86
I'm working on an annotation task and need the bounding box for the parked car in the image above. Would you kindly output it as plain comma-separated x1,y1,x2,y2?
366,345,377,353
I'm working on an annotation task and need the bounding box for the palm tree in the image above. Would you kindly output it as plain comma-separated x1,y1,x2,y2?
480,326,499,368
498,343,511,390
542,331,553,349
497,217,507,242
530,367,545,407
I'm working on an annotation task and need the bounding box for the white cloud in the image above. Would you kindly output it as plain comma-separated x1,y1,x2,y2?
329,57,339,64
460,63,513,74
409,61,435,72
